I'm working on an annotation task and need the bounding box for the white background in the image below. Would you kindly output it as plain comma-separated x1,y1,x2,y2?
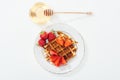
0,0,120,80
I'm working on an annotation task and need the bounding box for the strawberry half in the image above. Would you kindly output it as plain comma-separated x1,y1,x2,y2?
50,50,57,56
38,39,46,47
48,31,56,41
64,39,72,47
61,57,66,64
54,57,61,67
56,37,64,46
40,31,48,40
50,55,59,62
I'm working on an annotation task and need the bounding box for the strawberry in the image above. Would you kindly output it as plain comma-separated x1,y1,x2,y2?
54,57,61,67
56,37,64,46
50,50,57,56
50,55,59,62
38,39,46,47
40,31,48,40
64,39,72,47
61,57,66,64
48,32,56,41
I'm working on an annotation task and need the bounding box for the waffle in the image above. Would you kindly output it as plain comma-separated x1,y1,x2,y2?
44,31,77,61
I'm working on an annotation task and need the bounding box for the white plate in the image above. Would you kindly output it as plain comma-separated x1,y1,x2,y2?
34,23,85,74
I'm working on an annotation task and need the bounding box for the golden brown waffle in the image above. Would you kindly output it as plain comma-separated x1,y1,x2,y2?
44,31,77,61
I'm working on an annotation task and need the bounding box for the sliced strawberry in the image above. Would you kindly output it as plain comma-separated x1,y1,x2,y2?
61,57,66,64
48,32,56,41
40,31,48,40
56,37,64,46
50,55,59,62
38,39,46,47
50,50,57,56
64,39,72,47
54,57,61,67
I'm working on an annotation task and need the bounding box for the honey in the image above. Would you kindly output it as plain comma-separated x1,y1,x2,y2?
29,2,51,25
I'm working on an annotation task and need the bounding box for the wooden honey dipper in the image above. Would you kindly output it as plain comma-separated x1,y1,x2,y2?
44,9,92,16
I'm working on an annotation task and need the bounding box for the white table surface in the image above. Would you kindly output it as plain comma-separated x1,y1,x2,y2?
0,0,120,80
